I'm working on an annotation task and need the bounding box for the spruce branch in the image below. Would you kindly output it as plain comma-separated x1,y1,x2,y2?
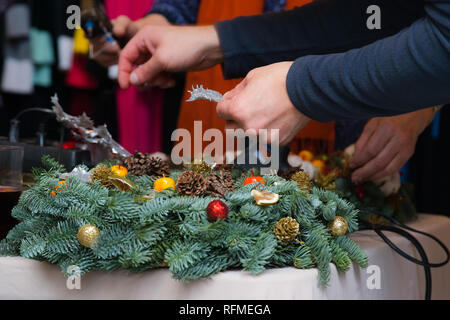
335,236,369,268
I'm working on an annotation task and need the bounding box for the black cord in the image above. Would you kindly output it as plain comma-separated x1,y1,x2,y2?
358,209,449,300
359,222,432,299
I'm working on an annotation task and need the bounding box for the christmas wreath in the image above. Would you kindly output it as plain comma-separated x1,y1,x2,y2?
0,155,369,285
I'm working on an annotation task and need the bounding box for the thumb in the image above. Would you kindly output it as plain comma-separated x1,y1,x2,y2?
223,78,247,99
112,16,131,38
130,56,165,86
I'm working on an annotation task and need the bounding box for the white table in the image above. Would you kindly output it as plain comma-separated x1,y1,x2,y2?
0,214,449,300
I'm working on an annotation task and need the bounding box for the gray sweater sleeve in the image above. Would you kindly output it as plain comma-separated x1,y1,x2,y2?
287,2,450,122
215,0,425,79
215,0,449,121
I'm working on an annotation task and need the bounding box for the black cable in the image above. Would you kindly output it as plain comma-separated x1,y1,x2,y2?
359,222,432,299
361,209,449,267
358,209,449,300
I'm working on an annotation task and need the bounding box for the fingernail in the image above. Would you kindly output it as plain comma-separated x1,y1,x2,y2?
130,72,140,85
223,91,232,99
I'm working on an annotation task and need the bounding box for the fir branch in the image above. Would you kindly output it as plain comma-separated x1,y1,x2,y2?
335,236,369,268
59,249,98,276
321,200,337,221
303,223,333,285
119,242,152,269
32,155,67,181
329,239,352,271
268,242,298,268
292,194,317,228
135,222,168,246
165,240,210,274
20,234,47,259
293,245,315,269
238,203,276,224
0,239,20,256
222,221,262,260
92,226,136,259
173,253,235,281
104,193,142,224
241,233,277,274
44,221,80,254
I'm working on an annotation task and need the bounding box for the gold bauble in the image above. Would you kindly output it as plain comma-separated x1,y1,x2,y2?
328,216,348,237
77,225,100,248
274,217,300,242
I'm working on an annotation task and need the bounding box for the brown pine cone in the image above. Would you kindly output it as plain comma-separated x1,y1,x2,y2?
278,167,303,180
176,171,207,197
213,164,234,172
124,152,170,177
205,170,235,198
91,165,115,189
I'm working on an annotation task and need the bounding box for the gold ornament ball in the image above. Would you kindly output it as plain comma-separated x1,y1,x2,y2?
328,216,348,237
77,225,100,248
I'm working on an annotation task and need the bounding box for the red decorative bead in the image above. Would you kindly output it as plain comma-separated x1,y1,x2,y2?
62,141,76,149
206,200,229,222
354,184,365,199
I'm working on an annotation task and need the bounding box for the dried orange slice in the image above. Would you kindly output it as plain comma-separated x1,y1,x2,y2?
134,191,156,202
108,176,137,191
251,190,279,206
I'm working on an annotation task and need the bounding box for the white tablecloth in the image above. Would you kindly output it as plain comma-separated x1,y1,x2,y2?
0,214,449,300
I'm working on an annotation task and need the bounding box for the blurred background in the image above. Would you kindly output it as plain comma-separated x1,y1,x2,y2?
0,0,448,215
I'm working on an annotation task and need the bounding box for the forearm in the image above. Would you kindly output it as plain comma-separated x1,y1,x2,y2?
286,2,450,122
215,0,424,78
149,0,200,25
135,14,171,28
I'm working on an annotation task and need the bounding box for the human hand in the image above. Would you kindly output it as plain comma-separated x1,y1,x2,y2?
118,25,223,89
350,108,436,183
91,14,169,68
216,62,311,146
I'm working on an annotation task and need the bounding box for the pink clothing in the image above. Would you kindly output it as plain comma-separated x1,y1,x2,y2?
104,0,163,154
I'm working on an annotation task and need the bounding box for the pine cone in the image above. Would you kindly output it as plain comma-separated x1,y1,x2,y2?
205,170,235,198
213,164,234,172
124,152,170,177
291,171,312,191
315,170,338,190
278,167,303,180
91,165,115,188
176,171,207,197
274,217,300,242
